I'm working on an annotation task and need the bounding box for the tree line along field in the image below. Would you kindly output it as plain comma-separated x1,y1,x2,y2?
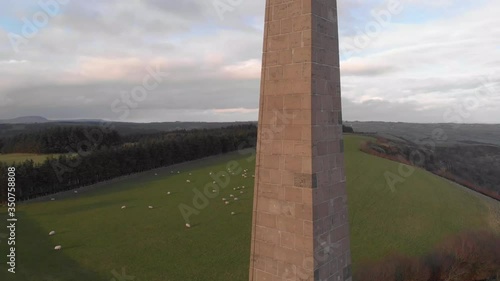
361,136,500,201
1,135,498,281
0,153,62,165
0,125,257,202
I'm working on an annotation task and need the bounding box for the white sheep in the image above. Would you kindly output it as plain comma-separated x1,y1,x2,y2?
155,173,158,176
234,197,238,201
51,198,55,201
240,191,244,194
213,181,216,184
49,231,55,236
186,180,191,183
225,201,230,205
74,190,78,193
121,206,126,209
230,194,234,197
148,206,154,209
54,245,62,250
167,192,171,195
185,223,191,228
222,198,226,201
189,173,192,175
231,212,236,215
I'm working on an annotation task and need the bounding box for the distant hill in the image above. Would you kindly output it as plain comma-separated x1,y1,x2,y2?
0,119,257,138
0,116,49,124
346,121,500,146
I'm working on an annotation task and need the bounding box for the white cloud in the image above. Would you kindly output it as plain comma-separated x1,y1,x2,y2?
0,0,498,123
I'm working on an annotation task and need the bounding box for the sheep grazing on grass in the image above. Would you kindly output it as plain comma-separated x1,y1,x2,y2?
185,223,191,228
212,190,216,193
54,245,62,250
51,198,55,201
148,206,154,209
225,201,230,205
186,180,191,183
234,198,238,201
231,212,236,215
49,231,55,236
177,171,180,174
121,206,126,209
167,192,171,195
222,198,226,201
230,194,234,198
155,173,158,176
189,173,192,175
74,190,78,193
213,181,216,184
240,191,244,194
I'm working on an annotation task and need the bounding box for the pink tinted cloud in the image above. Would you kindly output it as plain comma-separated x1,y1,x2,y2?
219,59,261,79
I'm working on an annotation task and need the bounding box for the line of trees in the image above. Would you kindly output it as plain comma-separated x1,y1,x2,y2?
0,125,257,202
360,137,500,201
0,126,122,154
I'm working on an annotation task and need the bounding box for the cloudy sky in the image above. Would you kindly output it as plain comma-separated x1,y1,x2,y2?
0,0,499,123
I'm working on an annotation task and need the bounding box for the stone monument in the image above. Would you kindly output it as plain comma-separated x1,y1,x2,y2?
249,0,352,280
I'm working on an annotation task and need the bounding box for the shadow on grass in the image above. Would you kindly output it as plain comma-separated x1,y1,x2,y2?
0,211,108,281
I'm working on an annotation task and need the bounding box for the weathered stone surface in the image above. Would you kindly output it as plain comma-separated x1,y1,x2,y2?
249,0,351,280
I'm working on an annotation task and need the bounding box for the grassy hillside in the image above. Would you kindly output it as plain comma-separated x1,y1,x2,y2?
345,135,498,264
0,135,498,281
0,153,61,165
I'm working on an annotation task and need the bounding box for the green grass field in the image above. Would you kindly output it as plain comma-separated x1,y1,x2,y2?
0,153,62,165
0,135,498,281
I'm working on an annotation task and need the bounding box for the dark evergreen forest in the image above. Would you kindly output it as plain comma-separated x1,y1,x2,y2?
0,125,257,202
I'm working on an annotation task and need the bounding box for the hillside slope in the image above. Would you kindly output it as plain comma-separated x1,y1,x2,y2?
0,135,497,280
345,135,498,266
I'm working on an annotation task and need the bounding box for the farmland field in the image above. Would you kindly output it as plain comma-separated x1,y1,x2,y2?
0,135,498,281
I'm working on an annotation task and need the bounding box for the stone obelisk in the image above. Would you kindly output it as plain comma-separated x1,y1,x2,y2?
249,1,352,280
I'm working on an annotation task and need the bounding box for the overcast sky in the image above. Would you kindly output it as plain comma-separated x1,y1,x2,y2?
0,0,499,123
